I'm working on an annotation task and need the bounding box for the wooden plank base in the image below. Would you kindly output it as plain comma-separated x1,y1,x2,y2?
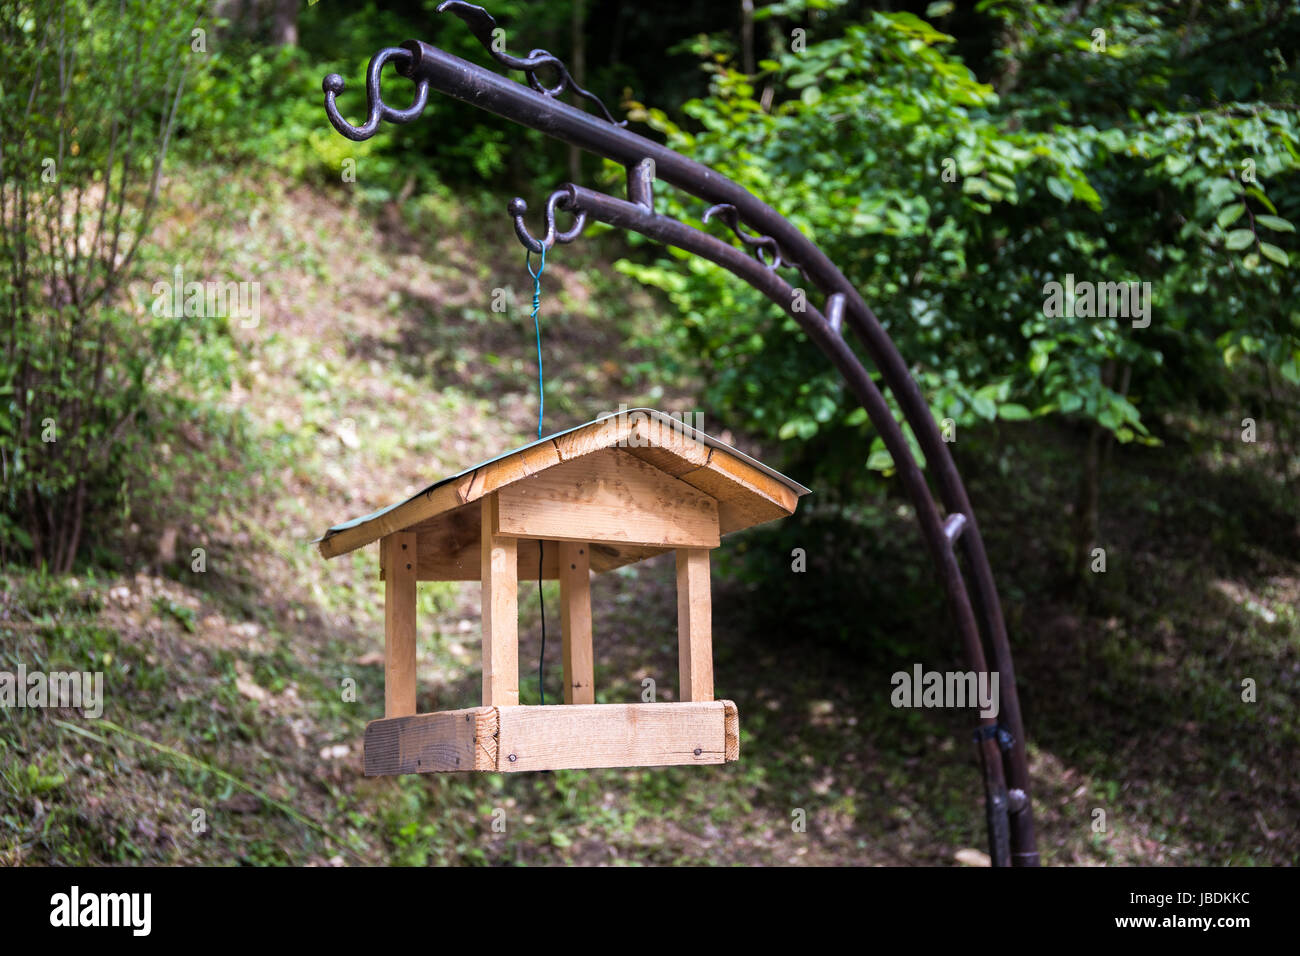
364,701,739,776
363,706,498,775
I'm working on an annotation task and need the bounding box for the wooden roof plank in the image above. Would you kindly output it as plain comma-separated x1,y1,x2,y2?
318,480,463,560
316,410,808,560
456,438,562,504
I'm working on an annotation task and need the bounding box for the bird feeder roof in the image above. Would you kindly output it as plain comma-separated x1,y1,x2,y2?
314,408,809,578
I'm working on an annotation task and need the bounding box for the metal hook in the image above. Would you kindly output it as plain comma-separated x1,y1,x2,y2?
508,187,588,254
436,1,625,126
523,48,568,97
322,47,430,142
703,203,803,276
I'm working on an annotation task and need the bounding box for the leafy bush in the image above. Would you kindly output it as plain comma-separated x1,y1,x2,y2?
175,1,579,198
620,1,1300,489
0,0,249,570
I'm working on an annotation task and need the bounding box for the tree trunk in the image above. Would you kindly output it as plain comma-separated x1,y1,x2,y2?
568,0,586,184
1072,360,1116,588
272,0,298,47
741,0,755,75
1262,360,1296,491
1071,422,1102,588
62,478,87,574
1101,362,1131,471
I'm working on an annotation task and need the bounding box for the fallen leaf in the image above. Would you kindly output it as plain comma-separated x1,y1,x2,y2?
955,848,991,867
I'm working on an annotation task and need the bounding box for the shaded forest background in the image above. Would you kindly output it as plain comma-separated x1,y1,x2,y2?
2,0,1297,866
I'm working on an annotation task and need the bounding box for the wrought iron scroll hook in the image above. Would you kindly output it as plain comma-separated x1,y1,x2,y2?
703,203,805,277
322,47,430,142
436,1,625,127
508,187,588,255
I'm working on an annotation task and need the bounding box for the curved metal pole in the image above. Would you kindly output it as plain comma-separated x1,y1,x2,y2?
320,12,1038,866
556,184,1014,863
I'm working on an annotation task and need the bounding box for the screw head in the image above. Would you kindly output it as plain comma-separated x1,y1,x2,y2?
693,748,702,756
507,753,517,762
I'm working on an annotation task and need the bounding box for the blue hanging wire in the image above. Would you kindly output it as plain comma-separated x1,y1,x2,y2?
527,244,546,440
525,244,547,706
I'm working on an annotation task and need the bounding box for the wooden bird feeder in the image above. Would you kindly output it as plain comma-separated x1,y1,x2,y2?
316,409,808,775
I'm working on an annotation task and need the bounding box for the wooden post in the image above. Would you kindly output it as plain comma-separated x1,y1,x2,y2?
481,494,519,706
559,541,594,704
382,531,418,717
676,548,713,702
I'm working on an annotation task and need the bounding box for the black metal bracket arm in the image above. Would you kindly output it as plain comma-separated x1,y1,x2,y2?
319,3,1041,867
506,179,809,274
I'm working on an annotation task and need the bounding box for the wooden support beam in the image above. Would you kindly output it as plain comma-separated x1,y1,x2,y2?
723,700,740,761
559,541,594,704
496,702,726,771
364,706,498,775
362,701,739,775
389,500,655,581
480,494,519,706
676,548,714,702
381,531,418,718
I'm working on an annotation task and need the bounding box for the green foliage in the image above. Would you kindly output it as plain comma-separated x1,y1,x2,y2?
176,1,579,198
154,596,198,633
620,1,1300,483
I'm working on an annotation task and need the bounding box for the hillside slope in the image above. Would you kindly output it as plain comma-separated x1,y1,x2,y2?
3,168,1297,866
